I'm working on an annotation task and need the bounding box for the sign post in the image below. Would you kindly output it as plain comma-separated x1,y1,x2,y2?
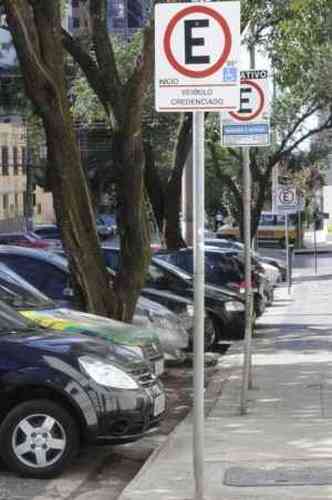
276,186,297,292
240,146,252,413
155,3,240,498
221,69,270,413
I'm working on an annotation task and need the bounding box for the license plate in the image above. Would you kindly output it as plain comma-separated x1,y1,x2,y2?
154,359,164,377
154,393,166,416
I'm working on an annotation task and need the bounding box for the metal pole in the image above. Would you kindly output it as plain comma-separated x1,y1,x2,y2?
314,223,318,275
285,213,290,292
193,111,205,500
240,147,253,414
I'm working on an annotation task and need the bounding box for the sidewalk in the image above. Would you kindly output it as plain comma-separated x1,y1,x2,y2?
119,265,332,499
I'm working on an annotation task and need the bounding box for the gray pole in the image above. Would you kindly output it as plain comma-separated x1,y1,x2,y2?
193,111,205,499
314,223,318,275
240,147,252,414
285,213,290,292
182,149,194,246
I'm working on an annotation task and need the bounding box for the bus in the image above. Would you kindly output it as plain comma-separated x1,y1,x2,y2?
217,211,301,247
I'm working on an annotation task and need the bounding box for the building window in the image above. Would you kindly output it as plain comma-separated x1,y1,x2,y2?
13,146,19,175
73,17,80,28
14,193,19,212
21,146,27,174
72,0,79,7
3,194,8,211
2,146,9,176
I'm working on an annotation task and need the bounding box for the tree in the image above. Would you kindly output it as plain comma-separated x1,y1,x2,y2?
62,0,154,320
2,0,117,316
207,90,332,240
205,0,332,240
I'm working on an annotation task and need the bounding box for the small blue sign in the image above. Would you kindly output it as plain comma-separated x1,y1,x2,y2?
223,124,269,135
223,67,237,82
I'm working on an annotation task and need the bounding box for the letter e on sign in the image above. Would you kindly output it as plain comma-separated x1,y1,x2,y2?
155,2,241,112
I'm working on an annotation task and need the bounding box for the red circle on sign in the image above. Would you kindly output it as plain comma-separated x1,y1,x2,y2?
229,80,265,121
163,5,232,78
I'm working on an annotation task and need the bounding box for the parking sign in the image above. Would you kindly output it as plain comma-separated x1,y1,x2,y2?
155,2,241,112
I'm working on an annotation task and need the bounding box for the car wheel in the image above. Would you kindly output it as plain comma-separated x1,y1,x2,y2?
204,315,217,350
0,399,79,478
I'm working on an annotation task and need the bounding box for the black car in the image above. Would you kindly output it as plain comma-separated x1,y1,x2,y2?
102,246,246,343
0,246,165,372
206,238,286,281
0,301,165,478
155,247,268,317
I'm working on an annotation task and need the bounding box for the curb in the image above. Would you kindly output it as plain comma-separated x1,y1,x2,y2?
295,248,332,255
117,357,236,500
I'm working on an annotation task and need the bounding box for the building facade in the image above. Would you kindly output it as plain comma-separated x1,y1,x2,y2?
0,115,55,230
67,0,148,40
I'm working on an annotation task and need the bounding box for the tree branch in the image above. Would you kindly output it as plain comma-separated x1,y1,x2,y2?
125,21,155,134
89,0,123,120
272,111,332,166
61,28,111,116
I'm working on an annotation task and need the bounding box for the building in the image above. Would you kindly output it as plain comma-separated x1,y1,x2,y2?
67,0,148,40
0,115,55,231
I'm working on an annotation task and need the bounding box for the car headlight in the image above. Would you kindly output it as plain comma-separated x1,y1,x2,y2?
186,305,194,316
124,345,145,359
79,356,138,389
225,301,245,312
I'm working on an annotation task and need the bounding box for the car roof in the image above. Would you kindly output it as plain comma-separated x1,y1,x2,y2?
0,245,68,270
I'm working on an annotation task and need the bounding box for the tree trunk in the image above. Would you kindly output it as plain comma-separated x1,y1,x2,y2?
5,0,116,316
144,143,165,235
164,113,192,249
113,132,151,320
164,175,186,249
45,109,117,315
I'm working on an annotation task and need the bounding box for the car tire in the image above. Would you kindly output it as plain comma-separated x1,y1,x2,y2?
204,315,217,351
0,399,79,479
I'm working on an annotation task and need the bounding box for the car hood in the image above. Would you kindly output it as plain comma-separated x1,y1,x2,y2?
20,308,159,348
1,328,144,370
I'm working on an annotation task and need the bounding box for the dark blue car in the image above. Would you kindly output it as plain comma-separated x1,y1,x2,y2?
0,302,165,478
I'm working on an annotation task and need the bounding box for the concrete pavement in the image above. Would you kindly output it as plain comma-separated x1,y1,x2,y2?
119,258,332,499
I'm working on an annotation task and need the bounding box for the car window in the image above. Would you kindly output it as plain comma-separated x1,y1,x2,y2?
146,263,188,291
0,255,67,300
177,252,193,273
102,248,120,271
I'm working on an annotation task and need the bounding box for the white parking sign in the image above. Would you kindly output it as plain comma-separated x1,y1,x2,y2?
277,187,298,213
155,2,240,112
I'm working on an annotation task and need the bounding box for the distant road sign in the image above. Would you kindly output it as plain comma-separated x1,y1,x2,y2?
277,187,298,213
155,2,240,112
221,69,270,146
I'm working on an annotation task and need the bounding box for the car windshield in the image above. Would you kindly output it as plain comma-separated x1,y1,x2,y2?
0,264,55,309
0,300,37,334
152,258,192,281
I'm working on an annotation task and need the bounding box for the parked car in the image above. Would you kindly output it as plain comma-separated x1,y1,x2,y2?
96,216,114,240
206,238,286,281
101,246,246,344
0,232,60,250
0,300,165,478
33,224,60,240
155,246,269,316
0,247,185,365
